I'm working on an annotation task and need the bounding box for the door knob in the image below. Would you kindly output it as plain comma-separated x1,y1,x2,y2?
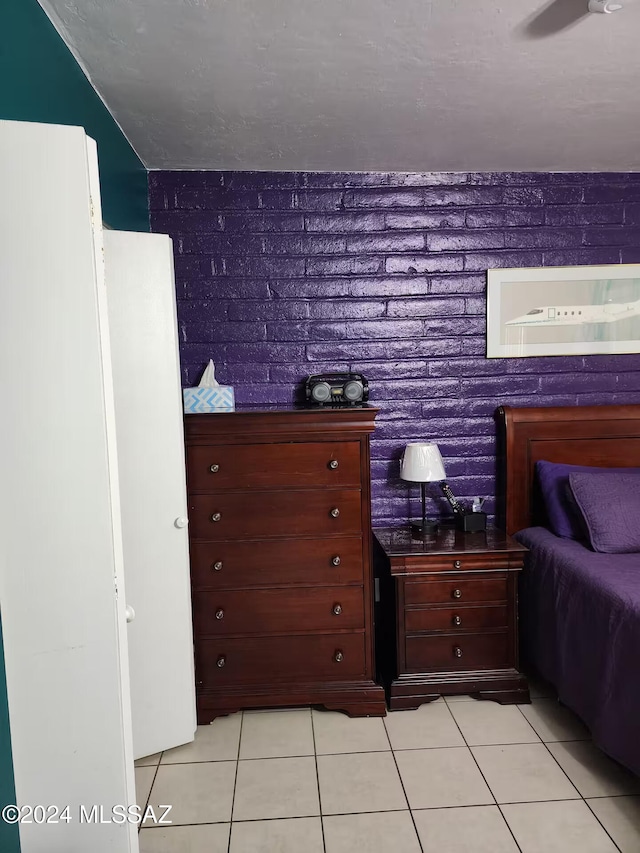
125,605,136,624
174,516,189,529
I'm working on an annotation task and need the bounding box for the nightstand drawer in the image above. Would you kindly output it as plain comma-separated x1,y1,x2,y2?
190,536,364,590
193,586,365,636
394,553,514,575
189,489,363,540
404,577,507,606
196,632,367,686
405,604,508,634
406,631,509,672
187,441,361,491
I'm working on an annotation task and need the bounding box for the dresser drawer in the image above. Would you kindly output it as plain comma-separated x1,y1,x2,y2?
193,586,365,636
187,441,361,492
190,536,364,590
405,604,508,634
189,489,362,540
196,632,367,686
405,632,509,672
404,576,507,607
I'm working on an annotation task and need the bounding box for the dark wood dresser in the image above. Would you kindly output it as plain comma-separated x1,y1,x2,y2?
184,407,386,722
374,526,530,710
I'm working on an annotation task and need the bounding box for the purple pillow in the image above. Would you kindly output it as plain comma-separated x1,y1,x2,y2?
569,471,640,553
536,460,640,540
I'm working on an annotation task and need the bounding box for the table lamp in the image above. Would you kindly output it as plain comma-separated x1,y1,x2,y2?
400,442,447,535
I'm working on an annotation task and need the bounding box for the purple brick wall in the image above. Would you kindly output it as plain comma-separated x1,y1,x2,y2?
149,171,640,525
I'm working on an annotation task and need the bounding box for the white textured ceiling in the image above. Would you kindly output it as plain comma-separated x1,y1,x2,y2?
40,0,640,171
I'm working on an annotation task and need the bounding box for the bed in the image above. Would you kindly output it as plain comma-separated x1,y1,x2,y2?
498,404,640,777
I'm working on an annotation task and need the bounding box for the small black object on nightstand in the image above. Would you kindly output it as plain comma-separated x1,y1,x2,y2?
457,512,487,533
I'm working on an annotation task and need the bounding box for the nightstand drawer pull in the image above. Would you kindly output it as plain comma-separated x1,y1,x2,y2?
209,463,220,473
330,507,340,518
452,588,462,599
452,614,462,626
332,555,341,566
211,512,222,523
216,655,226,668
334,650,344,662
453,646,463,658
453,559,462,569
332,603,342,616
212,561,223,572
215,609,224,620
329,459,339,469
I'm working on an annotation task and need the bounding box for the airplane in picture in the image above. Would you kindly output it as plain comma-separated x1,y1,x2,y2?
506,298,640,327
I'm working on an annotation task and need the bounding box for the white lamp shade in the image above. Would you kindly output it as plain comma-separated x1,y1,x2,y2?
400,442,446,483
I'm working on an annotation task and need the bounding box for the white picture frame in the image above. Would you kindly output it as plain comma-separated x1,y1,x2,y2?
486,264,640,358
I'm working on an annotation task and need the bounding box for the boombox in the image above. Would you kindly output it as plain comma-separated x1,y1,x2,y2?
305,372,369,407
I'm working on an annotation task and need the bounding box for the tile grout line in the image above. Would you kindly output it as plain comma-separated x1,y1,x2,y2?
540,739,624,853
382,712,425,852
445,701,525,853
137,751,164,833
310,709,327,853
582,799,624,853
538,738,589,802
518,688,624,851
227,711,245,852
146,752,163,808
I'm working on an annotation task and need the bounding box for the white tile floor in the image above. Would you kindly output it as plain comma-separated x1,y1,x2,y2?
135,682,640,853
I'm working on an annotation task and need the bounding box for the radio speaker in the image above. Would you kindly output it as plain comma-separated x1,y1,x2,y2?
305,372,369,407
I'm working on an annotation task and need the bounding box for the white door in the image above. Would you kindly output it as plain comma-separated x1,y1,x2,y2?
0,120,137,852
104,231,196,759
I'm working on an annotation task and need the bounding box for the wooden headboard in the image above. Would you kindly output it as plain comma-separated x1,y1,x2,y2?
498,404,640,536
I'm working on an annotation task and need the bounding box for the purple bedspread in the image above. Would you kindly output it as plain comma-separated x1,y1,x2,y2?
516,527,640,776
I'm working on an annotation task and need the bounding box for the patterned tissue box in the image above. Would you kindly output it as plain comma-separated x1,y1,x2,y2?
183,386,235,413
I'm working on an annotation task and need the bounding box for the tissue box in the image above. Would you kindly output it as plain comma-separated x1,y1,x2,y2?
183,386,235,414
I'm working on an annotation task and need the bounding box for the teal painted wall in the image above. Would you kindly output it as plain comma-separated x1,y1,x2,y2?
1,0,149,231
0,619,18,853
1,3,150,849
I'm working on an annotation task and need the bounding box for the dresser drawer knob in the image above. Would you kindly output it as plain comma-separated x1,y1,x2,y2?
453,559,462,569
332,603,343,616
334,650,344,662
328,460,339,470
330,507,340,518
216,655,226,668
452,615,462,626
332,555,341,566
215,609,224,620
211,512,222,523
212,561,223,572
453,646,463,658
210,464,220,473
452,588,462,599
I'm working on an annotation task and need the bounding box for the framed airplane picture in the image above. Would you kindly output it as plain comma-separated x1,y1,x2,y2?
486,264,640,358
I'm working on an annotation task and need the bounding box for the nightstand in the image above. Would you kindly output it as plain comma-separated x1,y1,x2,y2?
374,526,530,710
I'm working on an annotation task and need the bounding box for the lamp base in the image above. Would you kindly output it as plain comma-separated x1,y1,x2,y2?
410,519,438,537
